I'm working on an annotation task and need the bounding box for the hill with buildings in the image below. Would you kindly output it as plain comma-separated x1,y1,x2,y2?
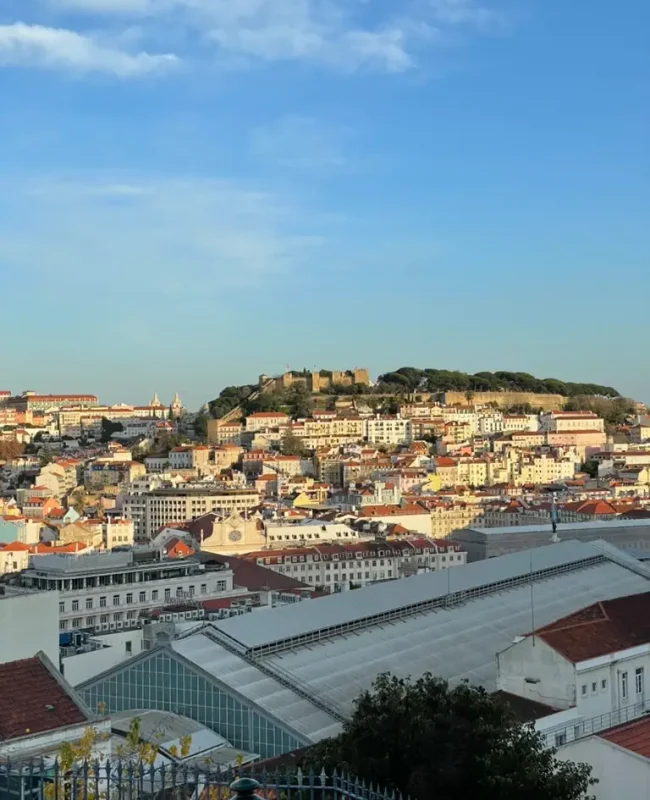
205,367,625,421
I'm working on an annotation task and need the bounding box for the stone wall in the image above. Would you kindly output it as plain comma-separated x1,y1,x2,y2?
439,391,566,411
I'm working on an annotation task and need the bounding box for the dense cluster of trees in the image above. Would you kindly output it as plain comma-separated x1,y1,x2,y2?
376,367,620,398
306,673,595,800
564,395,636,427
208,383,314,421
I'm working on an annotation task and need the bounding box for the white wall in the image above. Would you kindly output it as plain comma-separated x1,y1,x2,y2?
62,629,145,686
0,591,59,666
575,646,650,717
558,737,650,800
497,636,575,709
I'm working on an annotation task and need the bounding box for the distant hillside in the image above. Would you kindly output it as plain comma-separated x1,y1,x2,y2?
376,368,621,398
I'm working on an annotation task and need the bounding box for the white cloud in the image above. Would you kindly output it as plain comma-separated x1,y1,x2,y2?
0,175,324,296
0,22,179,76
36,0,506,74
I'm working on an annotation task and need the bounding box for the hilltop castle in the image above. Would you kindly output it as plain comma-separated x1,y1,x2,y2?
259,368,370,394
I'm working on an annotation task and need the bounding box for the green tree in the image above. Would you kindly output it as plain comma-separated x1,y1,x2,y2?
193,411,209,442
286,383,314,419
581,460,599,479
100,417,124,443
280,430,307,456
306,673,595,800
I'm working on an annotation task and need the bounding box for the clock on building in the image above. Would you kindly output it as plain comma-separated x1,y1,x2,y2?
228,530,243,542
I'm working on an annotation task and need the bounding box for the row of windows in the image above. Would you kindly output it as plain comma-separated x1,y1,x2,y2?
59,581,229,613
60,610,138,629
580,668,645,700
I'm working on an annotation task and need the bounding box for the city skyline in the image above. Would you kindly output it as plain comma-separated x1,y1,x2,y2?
1,0,648,407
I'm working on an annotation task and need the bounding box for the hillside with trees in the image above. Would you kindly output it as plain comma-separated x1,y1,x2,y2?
375,367,620,397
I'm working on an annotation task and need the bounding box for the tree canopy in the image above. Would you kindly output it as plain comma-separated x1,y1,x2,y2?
306,673,595,800
376,367,620,398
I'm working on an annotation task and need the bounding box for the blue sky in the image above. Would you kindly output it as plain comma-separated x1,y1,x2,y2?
1,0,648,409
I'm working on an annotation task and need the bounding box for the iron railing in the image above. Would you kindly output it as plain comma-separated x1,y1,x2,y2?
0,761,401,800
539,701,649,748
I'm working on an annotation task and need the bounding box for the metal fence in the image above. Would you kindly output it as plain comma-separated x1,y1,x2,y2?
539,701,649,748
0,761,401,800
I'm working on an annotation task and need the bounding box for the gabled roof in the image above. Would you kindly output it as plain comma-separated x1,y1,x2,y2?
0,653,90,741
537,591,650,662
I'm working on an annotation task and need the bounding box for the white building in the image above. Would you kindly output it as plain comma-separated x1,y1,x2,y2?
364,415,413,445
264,520,369,548
119,480,261,541
0,589,59,665
540,410,605,433
245,537,467,592
498,591,650,738
20,549,239,634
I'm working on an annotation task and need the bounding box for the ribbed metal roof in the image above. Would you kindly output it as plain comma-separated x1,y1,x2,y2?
211,540,611,650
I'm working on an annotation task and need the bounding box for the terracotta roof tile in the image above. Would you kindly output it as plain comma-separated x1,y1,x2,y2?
600,716,650,758
0,655,88,741
537,592,650,662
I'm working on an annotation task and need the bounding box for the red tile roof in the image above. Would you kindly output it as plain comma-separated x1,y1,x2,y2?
0,654,88,741
537,592,650,663
600,716,650,759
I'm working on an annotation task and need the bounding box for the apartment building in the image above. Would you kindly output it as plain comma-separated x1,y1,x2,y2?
122,484,261,540
244,537,466,592
21,549,238,633
245,412,290,432
514,454,577,486
540,410,605,433
8,392,98,412
364,415,413,445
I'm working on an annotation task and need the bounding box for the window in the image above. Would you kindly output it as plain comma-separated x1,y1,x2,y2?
622,671,628,700
100,596,107,607
139,591,146,603
100,614,109,623
200,584,207,595
601,679,607,691
188,585,195,596
591,682,597,694
176,587,183,597
114,612,123,622
125,641,132,654
59,602,65,613
581,684,587,697
217,580,227,591
636,668,644,695
152,590,159,601
71,600,79,612
113,595,120,606
59,620,68,630
86,616,95,626
164,589,171,601
126,593,133,605
127,610,137,620
86,598,93,610
554,733,566,747
72,618,82,628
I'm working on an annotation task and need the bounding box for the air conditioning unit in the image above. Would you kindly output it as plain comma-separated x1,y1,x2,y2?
116,622,123,629
109,623,116,630
101,624,109,631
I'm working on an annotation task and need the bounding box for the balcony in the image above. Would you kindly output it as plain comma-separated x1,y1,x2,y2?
0,762,394,800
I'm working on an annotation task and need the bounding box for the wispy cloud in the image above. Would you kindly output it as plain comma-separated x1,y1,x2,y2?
251,115,350,170
0,22,178,76
31,0,507,75
0,175,324,298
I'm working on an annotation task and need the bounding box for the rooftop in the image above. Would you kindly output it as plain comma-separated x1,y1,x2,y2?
0,653,89,741
536,591,650,662
600,716,650,759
